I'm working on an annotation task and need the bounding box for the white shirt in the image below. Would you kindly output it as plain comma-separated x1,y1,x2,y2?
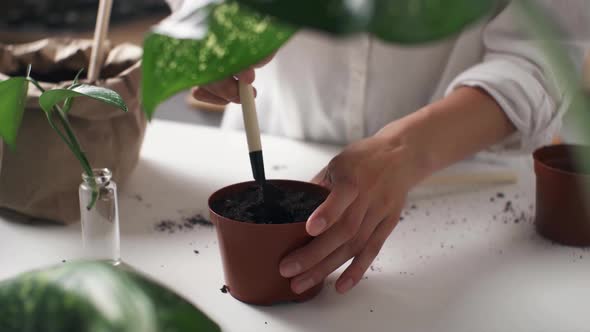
219,1,589,153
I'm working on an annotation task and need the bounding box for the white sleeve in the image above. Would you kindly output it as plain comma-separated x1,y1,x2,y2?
446,0,589,153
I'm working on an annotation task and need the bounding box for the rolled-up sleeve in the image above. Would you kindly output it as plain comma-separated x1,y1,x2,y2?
446,0,589,153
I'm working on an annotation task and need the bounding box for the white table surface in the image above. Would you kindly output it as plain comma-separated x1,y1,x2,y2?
1,119,589,332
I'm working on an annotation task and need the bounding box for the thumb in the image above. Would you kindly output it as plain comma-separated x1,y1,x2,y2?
311,166,329,186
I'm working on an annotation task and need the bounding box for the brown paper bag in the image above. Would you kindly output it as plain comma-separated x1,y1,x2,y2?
0,38,147,224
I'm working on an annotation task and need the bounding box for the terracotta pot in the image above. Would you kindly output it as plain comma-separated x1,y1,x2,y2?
533,144,590,246
208,180,329,305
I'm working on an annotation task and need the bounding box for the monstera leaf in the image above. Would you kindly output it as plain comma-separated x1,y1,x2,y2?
0,261,220,332
141,0,296,118
236,0,499,43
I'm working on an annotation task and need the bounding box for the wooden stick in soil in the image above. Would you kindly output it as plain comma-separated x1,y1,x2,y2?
238,80,266,183
238,80,285,216
88,0,114,82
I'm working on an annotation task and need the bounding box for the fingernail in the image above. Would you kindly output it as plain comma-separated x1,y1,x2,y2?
307,218,327,236
279,261,301,278
293,278,315,294
337,278,354,293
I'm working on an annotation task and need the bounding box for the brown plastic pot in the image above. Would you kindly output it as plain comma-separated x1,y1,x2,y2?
208,180,329,305
533,144,590,246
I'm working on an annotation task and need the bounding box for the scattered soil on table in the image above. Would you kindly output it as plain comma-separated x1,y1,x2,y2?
497,192,505,199
370,265,383,272
193,250,199,254
184,214,213,227
62,260,66,263
495,199,531,224
503,201,514,213
272,165,288,171
211,184,326,224
220,285,229,294
154,214,213,233
155,220,177,233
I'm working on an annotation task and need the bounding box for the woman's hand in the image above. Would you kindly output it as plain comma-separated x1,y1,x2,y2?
191,53,275,105
279,133,427,294
278,86,516,295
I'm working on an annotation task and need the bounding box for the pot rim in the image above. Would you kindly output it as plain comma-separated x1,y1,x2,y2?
208,179,329,229
533,144,590,178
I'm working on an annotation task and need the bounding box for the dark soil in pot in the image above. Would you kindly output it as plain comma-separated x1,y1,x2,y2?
211,184,325,224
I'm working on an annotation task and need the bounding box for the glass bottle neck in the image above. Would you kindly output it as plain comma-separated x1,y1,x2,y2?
82,168,112,187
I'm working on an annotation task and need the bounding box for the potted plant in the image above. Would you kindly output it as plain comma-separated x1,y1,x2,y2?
0,39,147,225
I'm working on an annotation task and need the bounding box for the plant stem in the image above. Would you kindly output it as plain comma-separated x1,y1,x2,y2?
43,112,75,154
27,78,45,95
27,77,99,210
55,109,99,209
26,79,72,148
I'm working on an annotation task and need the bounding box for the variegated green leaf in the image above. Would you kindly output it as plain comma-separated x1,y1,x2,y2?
141,0,295,118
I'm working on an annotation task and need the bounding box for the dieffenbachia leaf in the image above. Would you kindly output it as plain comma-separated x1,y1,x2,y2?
237,0,498,43
141,0,296,119
39,84,128,114
0,77,28,149
0,261,221,332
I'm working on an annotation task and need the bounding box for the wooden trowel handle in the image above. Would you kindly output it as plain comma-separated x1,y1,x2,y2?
238,80,266,183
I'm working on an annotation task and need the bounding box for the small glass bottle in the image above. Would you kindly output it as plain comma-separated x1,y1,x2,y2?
79,168,120,265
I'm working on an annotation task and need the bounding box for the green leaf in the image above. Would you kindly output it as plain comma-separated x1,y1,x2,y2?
0,261,221,332
237,0,498,43
39,84,128,114
0,77,29,149
141,0,296,119
63,69,87,113
239,0,373,35
371,0,498,43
